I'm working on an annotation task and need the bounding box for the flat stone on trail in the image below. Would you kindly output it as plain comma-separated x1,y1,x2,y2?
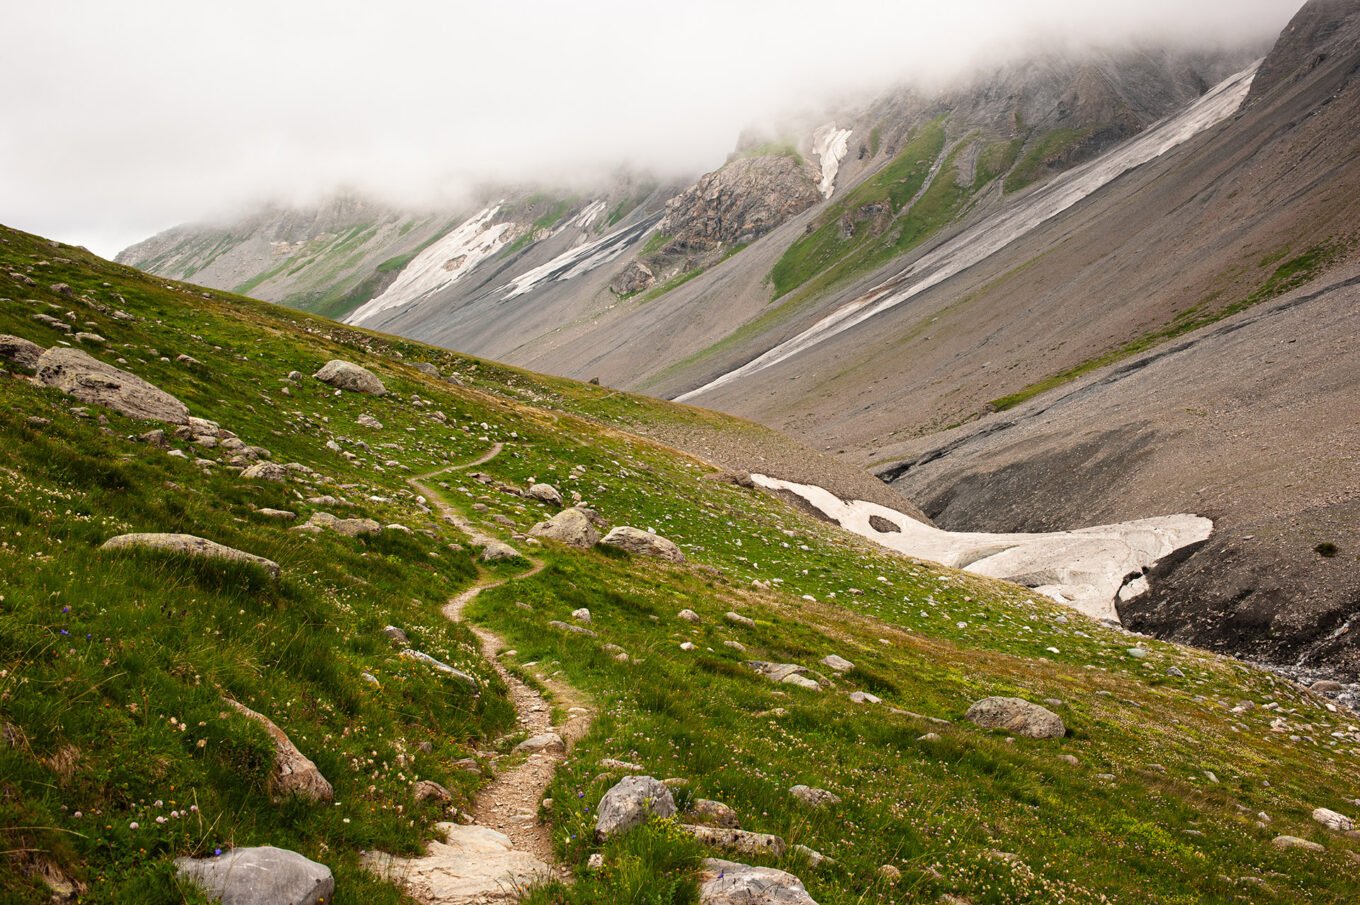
36,347,189,423
514,732,565,755
363,823,550,903
595,775,677,840
176,845,333,905
600,526,686,562
965,697,1066,739
101,533,280,577
698,858,819,905
313,359,385,395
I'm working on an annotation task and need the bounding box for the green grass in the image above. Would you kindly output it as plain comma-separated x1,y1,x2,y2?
1004,128,1096,194
770,120,947,299
974,138,1024,192
2,222,1359,903
989,242,1348,411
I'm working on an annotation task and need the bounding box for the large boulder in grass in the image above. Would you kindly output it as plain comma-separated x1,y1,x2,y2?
698,859,819,905
594,775,677,840
225,699,334,803
35,347,189,423
313,359,385,395
175,846,333,905
965,697,1066,739
0,334,43,372
100,533,280,577
600,527,686,563
529,508,599,549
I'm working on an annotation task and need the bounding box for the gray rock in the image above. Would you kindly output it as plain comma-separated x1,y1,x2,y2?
697,859,819,905
515,732,565,755
820,654,854,673
548,620,597,637
411,362,441,378
0,334,43,371
256,509,296,521
356,413,383,429
398,649,477,686
745,661,822,692
600,526,686,563
594,775,677,840
35,347,189,423
790,785,840,808
1313,807,1354,832
293,512,381,537
848,691,881,705
725,611,756,628
479,540,522,563
1272,835,1324,852
101,533,279,577
1166,667,1185,677
241,462,288,482
413,780,453,804
225,699,333,802
382,625,409,644
965,697,1066,739
571,607,592,624
609,260,656,296
175,846,333,905
74,332,105,345
684,824,786,857
689,798,741,829
678,609,702,623
529,508,599,549
527,483,563,506
313,359,385,395
1310,680,1344,694
792,844,830,868
32,313,72,333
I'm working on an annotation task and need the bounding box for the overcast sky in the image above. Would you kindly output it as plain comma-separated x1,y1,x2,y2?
2,0,1299,257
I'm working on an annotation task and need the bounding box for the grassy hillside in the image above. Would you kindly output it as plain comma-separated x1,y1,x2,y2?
3,225,1360,903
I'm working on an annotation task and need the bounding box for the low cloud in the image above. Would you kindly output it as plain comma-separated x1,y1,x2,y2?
1,0,1298,256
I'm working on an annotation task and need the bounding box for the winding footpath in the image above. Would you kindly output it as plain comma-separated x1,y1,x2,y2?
367,444,593,903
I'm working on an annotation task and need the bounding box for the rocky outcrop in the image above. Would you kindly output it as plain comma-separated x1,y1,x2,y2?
594,775,677,840
35,348,189,423
225,699,334,802
746,661,822,692
0,334,43,372
657,154,822,260
698,859,819,905
965,697,1066,739
599,527,685,562
293,512,381,537
528,508,599,549
610,260,656,297
313,359,386,395
176,846,333,905
100,533,280,577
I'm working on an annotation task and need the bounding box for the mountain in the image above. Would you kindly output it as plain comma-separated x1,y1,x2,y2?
6,223,1360,903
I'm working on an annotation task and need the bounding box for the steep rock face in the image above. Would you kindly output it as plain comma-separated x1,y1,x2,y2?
1249,0,1360,103
649,154,822,266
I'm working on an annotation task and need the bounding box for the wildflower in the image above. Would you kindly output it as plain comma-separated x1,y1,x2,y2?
73,811,82,819
129,822,139,830
214,847,222,856
156,816,167,825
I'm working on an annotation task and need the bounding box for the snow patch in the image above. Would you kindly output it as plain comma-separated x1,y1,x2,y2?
501,215,661,299
346,205,513,326
751,474,1212,623
567,200,608,231
812,124,853,199
678,64,1258,401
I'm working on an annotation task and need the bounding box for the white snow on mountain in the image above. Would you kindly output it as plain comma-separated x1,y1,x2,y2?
812,124,853,199
346,205,513,326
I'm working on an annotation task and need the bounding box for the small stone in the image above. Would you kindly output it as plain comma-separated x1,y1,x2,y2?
1313,808,1354,832
789,785,840,808
848,691,881,705
413,780,453,804
820,654,855,672
515,733,565,755
678,608,702,623
1272,835,1324,852
689,798,741,829
571,608,591,624
725,611,756,628
587,853,605,870
382,625,409,644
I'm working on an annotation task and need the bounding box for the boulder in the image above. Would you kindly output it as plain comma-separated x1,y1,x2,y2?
571,608,592,623
689,798,741,829
698,859,819,905
382,625,409,643
35,347,189,423
480,541,522,563
294,512,381,537
413,780,454,804
411,362,441,378
600,526,686,562
1313,807,1354,832
790,785,840,808
356,413,383,429
0,334,43,371
684,824,786,857
1310,680,1344,694
745,661,822,692
725,612,756,628
527,483,563,506
241,462,288,482
175,846,333,905
1272,835,1324,852
256,509,296,521
594,775,677,840
848,691,881,705
100,533,279,577
965,697,1066,739
820,655,854,673
610,260,656,296
225,699,333,802
313,359,385,395
529,508,599,549
678,609,702,623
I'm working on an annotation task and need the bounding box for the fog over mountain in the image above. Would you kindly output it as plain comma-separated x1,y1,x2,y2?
3,0,1295,256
